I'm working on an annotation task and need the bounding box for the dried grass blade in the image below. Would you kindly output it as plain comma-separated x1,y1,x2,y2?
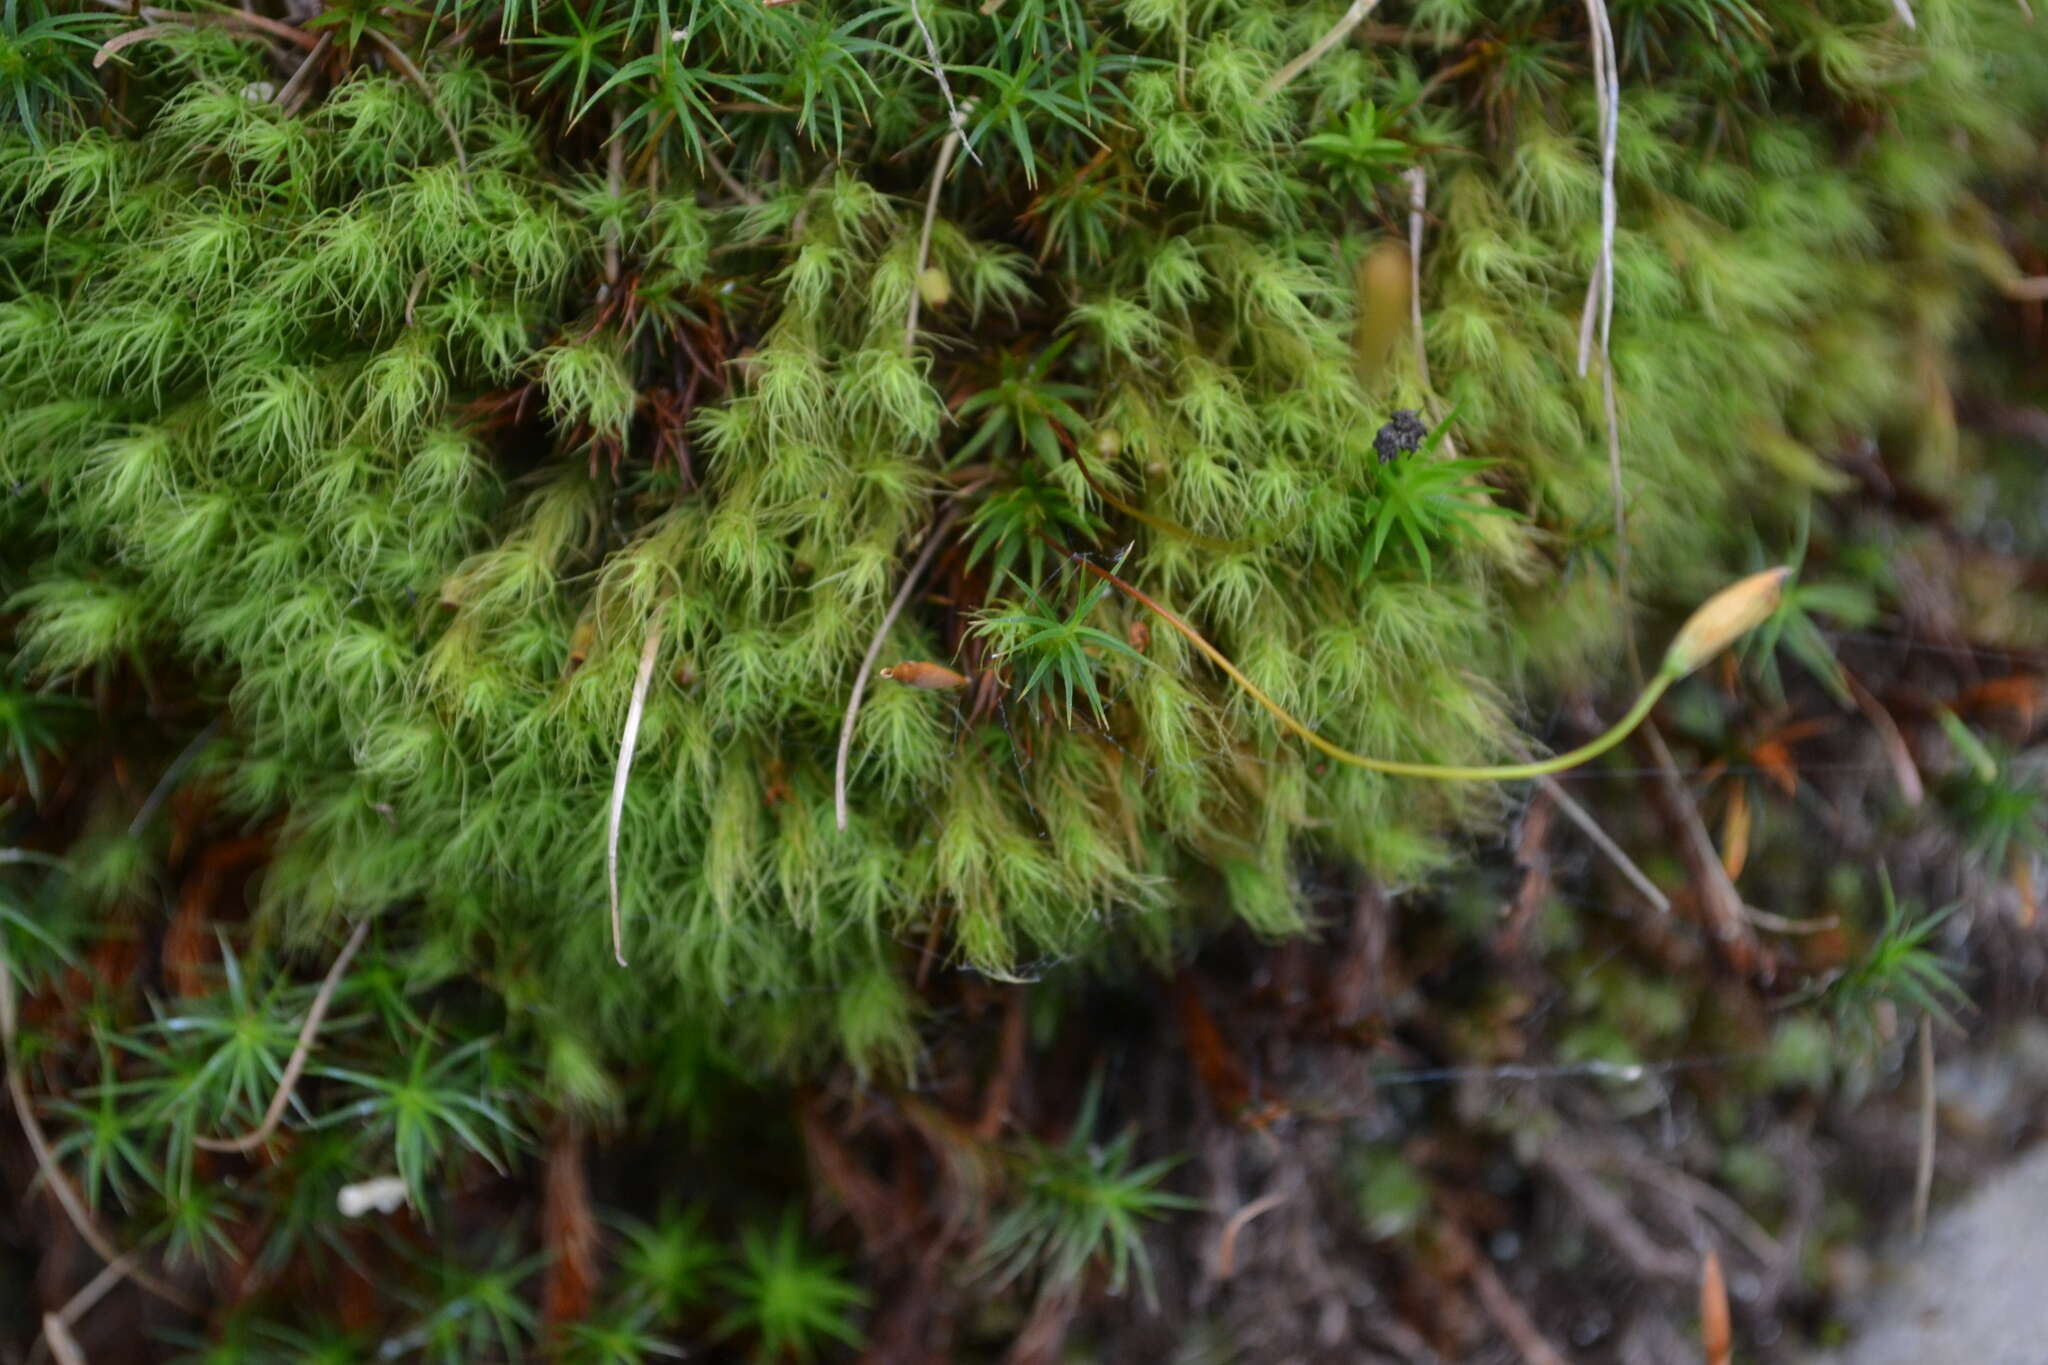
608,620,665,967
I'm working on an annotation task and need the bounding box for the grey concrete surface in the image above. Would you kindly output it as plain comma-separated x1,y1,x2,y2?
1808,1142,2048,1365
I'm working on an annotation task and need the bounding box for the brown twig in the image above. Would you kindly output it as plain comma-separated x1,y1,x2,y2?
195,919,370,1153
1844,670,1925,807
403,266,430,328
1591,1144,1785,1273
275,31,333,113
1636,722,1767,979
84,0,320,48
601,111,626,289
1742,906,1838,935
1536,1145,1696,1282
1500,785,1555,952
1328,876,1389,1026
1537,773,1670,913
1,953,198,1315
973,987,1028,1140
1213,1186,1288,1279
92,22,185,67
1441,1222,1572,1365
700,143,762,207
834,503,963,833
1005,1278,1081,1365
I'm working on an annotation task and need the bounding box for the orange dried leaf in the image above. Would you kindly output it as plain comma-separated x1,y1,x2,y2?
1751,739,1800,799
1959,673,2044,732
2015,849,2038,929
541,1124,598,1328
880,661,970,691
1700,1248,1731,1365
1175,974,1258,1122
1720,784,1751,882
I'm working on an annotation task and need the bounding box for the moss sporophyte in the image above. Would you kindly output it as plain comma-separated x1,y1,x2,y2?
887,564,1789,784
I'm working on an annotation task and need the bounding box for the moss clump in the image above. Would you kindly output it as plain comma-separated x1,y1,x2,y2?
2,0,2042,1080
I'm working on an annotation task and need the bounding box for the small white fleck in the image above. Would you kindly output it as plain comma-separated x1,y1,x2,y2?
337,1175,409,1218
241,81,278,103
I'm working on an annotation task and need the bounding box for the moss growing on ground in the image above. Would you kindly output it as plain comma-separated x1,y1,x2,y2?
2,0,2047,1357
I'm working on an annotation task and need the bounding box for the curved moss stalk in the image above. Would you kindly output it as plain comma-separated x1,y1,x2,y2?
1069,555,1789,782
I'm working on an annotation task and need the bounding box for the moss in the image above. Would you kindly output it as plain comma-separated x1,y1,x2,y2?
2,0,2044,1089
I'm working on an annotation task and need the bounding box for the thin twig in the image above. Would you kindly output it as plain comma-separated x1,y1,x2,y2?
83,0,320,48
1638,721,1764,977
607,620,665,967
602,111,625,289
700,143,762,207
1536,774,1669,913
1575,256,1603,377
192,4,315,49
91,22,185,67
1,955,197,1314
1844,670,1924,807
1890,0,1918,26
1405,168,1430,383
25,1251,131,1364
1576,0,1629,646
1742,906,1838,935
835,504,963,833
1258,0,1381,100
364,29,469,177
906,0,978,164
1443,1222,1571,1365
1402,166,1461,456
274,31,332,113
40,1317,84,1365
1536,1145,1695,1283
1592,1145,1785,1272
903,109,972,357
54,1255,131,1331
195,919,370,1153
1213,1186,1288,1278
1912,1014,1935,1242
1576,0,1618,379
